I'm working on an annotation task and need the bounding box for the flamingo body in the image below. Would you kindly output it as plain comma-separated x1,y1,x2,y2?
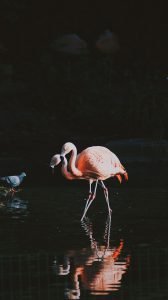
50,142,128,220
75,146,125,180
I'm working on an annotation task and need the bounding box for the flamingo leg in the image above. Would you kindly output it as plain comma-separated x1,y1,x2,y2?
81,180,98,221
82,180,93,217
100,181,112,215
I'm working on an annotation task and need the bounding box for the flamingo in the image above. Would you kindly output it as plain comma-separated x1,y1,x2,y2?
50,142,128,221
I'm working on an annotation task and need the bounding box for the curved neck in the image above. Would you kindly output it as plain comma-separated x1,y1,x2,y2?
69,145,83,177
61,156,76,180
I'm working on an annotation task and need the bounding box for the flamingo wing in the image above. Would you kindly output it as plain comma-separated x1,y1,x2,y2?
76,146,115,180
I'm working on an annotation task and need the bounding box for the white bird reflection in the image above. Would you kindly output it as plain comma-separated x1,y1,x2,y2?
0,194,29,218
52,215,130,299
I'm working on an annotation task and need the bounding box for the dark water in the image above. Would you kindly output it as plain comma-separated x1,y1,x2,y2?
0,185,168,300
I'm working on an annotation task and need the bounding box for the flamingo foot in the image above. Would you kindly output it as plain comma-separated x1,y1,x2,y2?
124,172,128,181
116,174,122,183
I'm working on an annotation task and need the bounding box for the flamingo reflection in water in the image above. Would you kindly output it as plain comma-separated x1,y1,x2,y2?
52,215,130,299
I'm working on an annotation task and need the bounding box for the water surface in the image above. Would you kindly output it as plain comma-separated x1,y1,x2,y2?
0,185,168,299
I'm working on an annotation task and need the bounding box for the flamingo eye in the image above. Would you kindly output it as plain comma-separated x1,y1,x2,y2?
63,145,69,152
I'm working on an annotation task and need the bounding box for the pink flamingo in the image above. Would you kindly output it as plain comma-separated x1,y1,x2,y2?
50,142,128,221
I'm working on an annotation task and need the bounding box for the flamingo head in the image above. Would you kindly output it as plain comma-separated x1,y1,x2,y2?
61,142,75,156
50,154,61,169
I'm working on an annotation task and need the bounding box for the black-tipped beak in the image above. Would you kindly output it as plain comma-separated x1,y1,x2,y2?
60,155,64,163
50,165,55,174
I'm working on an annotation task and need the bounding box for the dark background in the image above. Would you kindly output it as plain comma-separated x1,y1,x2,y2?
0,0,167,184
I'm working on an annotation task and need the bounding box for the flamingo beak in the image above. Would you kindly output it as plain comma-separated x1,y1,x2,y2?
50,165,55,174
60,155,64,163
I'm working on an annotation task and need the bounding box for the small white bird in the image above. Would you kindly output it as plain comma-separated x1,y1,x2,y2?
0,172,26,193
